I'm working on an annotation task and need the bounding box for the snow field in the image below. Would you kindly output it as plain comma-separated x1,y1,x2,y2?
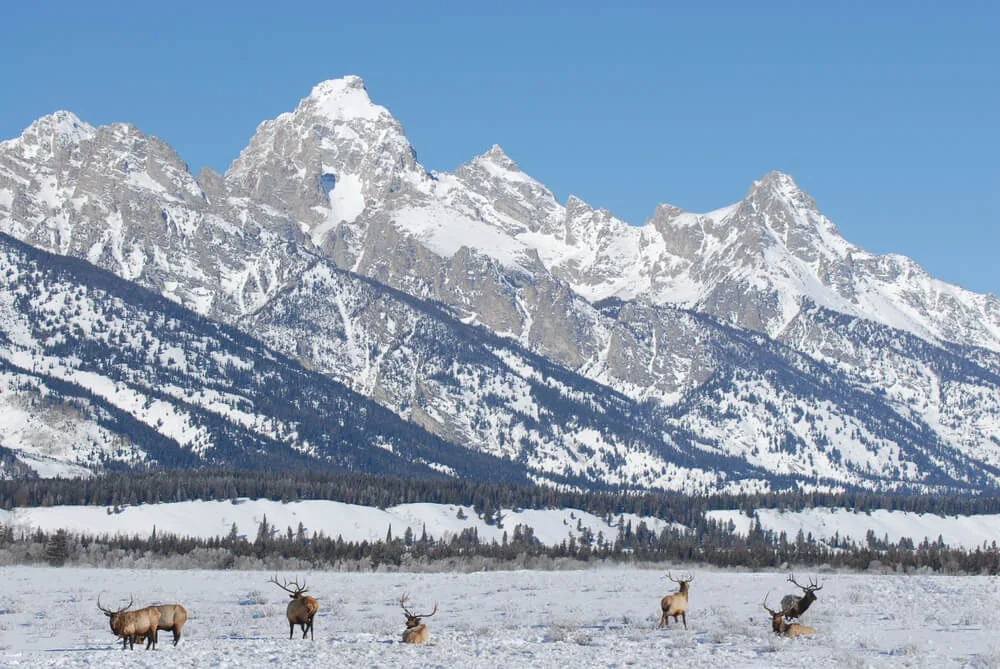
1,566,998,668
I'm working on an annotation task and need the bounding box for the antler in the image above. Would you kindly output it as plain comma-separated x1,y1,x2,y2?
762,592,781,617
97,593,133,615
666,571,694,583
268,575,308,595
788,574,822,592
400,593,437,619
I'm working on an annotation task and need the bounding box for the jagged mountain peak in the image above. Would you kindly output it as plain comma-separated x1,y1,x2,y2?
299,75,389,123
475,144,520,171
2,111,96,160
743,170,820,219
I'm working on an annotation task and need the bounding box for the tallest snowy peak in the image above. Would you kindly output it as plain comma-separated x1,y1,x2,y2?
298,75,388,123
748,171,815,207
475,144,520,172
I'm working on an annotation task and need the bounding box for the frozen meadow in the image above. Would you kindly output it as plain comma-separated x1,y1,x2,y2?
1,566,999,668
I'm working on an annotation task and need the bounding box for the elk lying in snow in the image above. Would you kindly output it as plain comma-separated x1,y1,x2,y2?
269,576,319,640
780,574,822,620
659,572,694,629
764,593,815,638
400,593,438,644
98,595,162,650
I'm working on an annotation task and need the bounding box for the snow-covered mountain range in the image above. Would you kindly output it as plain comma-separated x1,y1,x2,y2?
2,76,999,493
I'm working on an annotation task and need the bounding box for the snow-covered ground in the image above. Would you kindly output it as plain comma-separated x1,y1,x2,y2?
0,565,998,668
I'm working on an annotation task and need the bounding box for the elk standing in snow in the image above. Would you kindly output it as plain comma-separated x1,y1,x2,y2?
780,574,822,620
659,572,694,629
151,604,188,646
764,593,815,638
400,593,438,644
269,576,319,640
98,594,162,650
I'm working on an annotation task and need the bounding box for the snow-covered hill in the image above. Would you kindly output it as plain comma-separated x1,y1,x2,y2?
5,497,998,553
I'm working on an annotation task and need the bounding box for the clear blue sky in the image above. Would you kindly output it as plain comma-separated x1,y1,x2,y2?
2,2,997,294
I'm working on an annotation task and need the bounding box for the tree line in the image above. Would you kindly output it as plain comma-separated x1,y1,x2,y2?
3,508,998,574
2,469,999,520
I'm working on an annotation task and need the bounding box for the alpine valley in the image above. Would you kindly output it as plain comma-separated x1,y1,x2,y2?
2,76,999,495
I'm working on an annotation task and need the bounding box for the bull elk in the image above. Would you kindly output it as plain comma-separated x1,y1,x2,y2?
98,594,161,650
763,593,815,638
269,576,319,640
400,593,438,644
780,574,822,620
659,572,694,629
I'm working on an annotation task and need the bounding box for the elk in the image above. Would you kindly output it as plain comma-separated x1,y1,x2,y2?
269,576,319,640
780,574,822,620
659,572,694,629
400,593,438,644
98,594,162,650
152,604,188,646
764,593,815,638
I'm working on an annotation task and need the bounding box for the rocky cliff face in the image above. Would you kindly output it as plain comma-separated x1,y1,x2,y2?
2,77,999,493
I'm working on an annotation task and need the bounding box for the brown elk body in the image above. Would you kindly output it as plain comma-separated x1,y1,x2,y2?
400,594,437,644
98,595,162,650
269,576,319,640
764,594,815,638
659,572,694,629
153,604,188,646
781,575,822,620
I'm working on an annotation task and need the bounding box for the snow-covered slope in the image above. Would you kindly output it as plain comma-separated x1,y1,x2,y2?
6,497,997,552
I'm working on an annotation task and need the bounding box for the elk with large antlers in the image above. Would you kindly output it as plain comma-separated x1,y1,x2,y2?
98,594,162,650
780,574,822,620
763,593,815,638
400,593,438,644
659,572,694,629
268,576,319,640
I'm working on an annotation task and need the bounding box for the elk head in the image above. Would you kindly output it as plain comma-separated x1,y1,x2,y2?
783,574,822,620
269,575,310,600
98,593,133,645
764,592,815,638
400,593,438,644
666,571,694,594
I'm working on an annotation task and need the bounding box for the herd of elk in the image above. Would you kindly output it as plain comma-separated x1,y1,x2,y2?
269,576,320,640
659,572,693,629
93,570,825,649
400,593,438,644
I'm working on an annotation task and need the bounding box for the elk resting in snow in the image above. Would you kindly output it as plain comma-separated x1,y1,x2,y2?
764,593,815,638
98,594,162,650
659,572,694,629
269,576,319,640
400,593,438,644
780,574,823,620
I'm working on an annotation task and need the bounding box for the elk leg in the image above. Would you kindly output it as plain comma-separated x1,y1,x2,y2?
173,629,181,646
681,612,687,629
289,621,295,639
